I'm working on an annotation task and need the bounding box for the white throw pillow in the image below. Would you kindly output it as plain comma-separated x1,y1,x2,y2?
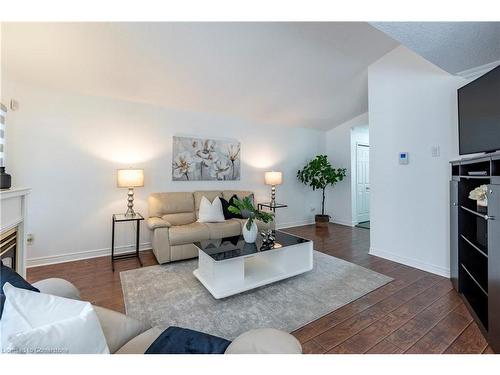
197,196,225,223
0,283,109,354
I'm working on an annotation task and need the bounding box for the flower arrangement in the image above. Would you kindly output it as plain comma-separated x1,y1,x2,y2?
469,185,488,206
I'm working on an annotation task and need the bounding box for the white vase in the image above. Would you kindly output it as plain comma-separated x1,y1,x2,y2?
242,219,258,243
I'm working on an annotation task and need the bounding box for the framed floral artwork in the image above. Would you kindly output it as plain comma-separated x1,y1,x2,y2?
172,136,241,181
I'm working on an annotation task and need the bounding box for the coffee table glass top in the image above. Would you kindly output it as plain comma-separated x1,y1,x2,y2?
194,230,310,261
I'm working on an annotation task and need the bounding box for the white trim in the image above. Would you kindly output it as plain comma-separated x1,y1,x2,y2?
456,60,500,79
369,247,450,278
0,187,31,200
277,219,315,229
354,142,370,224
330,219,355,227
26,242,152,268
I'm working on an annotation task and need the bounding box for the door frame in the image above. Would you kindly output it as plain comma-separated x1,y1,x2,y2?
354,142,370,224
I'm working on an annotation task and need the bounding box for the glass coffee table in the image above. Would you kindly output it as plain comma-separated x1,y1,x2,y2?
193,231,313,299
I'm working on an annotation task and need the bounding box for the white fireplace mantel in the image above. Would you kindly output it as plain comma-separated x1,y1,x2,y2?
1,187,31,277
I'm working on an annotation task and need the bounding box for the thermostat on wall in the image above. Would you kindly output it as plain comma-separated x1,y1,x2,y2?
399,152,409,165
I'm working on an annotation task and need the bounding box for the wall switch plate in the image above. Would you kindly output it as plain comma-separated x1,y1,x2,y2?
431,146,441,158
10,99,19,111
431,145,440,157
26,233,34,245
399,152,409,164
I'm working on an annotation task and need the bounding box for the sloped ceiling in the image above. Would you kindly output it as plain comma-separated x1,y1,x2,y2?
1,22,398,130
371,22,500,75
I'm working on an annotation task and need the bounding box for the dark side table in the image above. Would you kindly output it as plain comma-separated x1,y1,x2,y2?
111,213,144,271
257,202,288,213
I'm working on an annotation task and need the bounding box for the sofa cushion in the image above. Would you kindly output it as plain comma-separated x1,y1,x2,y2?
1,283,109,354
149,192,194,218
222,190,253,201
93,306,150,354
220,195,244,219
194,191,222,218
162,212,195,226
145,326,231,354
1,262,39,318
197,196,225,223
204,221,241,239
169,222,210,246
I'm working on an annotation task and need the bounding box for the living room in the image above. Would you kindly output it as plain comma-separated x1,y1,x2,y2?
1,0,500,372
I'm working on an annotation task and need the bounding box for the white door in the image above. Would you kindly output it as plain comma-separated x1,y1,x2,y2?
356,144,370,223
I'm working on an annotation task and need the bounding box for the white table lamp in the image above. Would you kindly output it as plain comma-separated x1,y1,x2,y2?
117,169,144,216
265,171,283,206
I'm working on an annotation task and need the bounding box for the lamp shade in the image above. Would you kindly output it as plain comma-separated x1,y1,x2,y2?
117,169,144,188
265,171,283,186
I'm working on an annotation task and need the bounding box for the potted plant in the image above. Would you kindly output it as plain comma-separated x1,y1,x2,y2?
297,155,347,227
229,197,274,243
469,185,488,211
469,185,488,247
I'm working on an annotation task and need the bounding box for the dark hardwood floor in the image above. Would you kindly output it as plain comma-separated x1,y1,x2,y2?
27,223,494,354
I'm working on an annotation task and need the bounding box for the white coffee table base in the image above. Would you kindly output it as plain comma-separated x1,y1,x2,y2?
193,241,313,299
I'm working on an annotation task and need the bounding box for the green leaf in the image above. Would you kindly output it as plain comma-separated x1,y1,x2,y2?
297,155,347,214
228,197,275,226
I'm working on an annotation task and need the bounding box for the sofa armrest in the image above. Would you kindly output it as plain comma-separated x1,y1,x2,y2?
32,278,81,300
115,327,163,354
225,328,302,354
93,306,151,354
147,217,171,230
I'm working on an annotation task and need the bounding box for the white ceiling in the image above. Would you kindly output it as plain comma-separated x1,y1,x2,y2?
371,22,500,75
1,22,398,130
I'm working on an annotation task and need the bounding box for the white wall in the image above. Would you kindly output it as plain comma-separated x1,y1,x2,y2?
368,46,466,277
325,112,368,226
3,80,325,266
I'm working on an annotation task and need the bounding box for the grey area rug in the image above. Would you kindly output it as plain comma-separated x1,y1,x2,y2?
120,251,392,340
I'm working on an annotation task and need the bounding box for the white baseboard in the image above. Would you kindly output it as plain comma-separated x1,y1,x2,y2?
277,219,315,229
330,219,355,227
26,242,152,268
369,247,450,278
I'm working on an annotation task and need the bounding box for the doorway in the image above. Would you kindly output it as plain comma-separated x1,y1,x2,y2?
355,143,370,228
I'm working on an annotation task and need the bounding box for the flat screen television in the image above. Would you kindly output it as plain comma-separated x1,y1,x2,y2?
458,64,500,155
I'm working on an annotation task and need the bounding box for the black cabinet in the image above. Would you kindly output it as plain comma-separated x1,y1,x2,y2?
450,180,459,291
487,185,500,350
450,154,500,351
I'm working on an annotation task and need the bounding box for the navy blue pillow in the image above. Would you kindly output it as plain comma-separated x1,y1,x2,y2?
0,262,40,318
220,195,243,220
145,326,231,354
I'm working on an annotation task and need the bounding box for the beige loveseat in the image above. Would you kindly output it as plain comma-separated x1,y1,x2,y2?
147,190,270,264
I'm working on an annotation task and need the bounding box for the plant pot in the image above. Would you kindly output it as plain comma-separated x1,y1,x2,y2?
315,214,330,228
242,219,258,243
